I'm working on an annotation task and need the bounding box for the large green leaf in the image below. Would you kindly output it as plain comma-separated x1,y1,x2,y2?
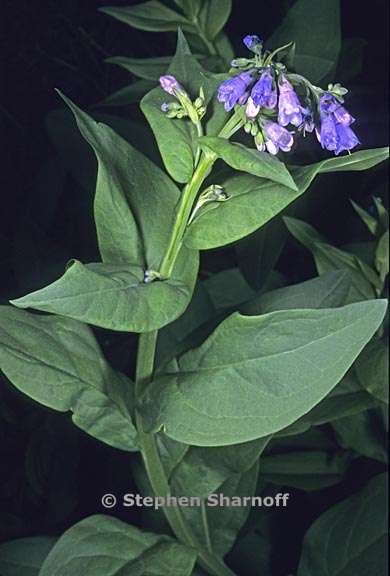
39,515,197,576
199,137,297,190
0,537,56,576
298,473,388,576
141,31,221,183
0,306,138,451
10,258,198,333
184,148,388,250
99,2,192,32
141,299,387,446
267,0,341,82
105,55,173,81
57,91,181,269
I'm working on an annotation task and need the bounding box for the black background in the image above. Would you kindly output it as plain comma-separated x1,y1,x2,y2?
0,1,388,574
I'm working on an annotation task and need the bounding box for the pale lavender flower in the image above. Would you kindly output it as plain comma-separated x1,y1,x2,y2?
333,105,355,126
317,93,359,153
319,93,340,114
217,71,254,111
245,96,260,118
278,76,307,127
263,121,294,154
159,75,183,95
251,69,277,109
238,91,250,105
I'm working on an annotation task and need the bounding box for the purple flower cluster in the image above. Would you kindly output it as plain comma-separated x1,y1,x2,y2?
215,36,360,156
317,94,359,155
159,35,360,157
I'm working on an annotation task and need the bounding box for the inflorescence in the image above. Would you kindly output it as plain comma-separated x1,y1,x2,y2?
159,34,359,156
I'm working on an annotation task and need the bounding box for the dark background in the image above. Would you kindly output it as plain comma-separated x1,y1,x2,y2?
0,1,388,574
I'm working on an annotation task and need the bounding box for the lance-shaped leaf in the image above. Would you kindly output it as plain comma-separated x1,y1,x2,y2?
39,515,197,576
0,306,138,451
57,91,182,269
196,0,232,40
99,2,192,32
141,31,222,183
10,258,198,333
141,299,387,446
267,0,341,82
199,137,298,190
184,148,388,250
298,473,388,576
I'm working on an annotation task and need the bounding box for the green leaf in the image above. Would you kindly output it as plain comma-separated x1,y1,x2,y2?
184,148,388,251
98,80,155,107
284,216,380,301
356,338,389,404
10,258,198,333
204,268,256,311
260,451,350,491
99,2,192,32
105,55,173,81
160,435,269,556
267,0,341,82
333,410,388,463
141,299,387,446
318,147,389,173
199,137,298,190
57,90,180,269
39,515,197,576
0,307,138,451
173,0,202,20
197,0,232,40
298,473,388,576
241,270,352,315
351,200,379,236
375,230,389,283
141,31,220,183
0,537,56,576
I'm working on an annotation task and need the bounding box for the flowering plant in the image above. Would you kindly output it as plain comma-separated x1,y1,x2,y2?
0,2,388,576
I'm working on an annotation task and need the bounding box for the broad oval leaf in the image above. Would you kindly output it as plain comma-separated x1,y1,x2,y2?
199,137,298,190
0,306,138,451
39,515,197,576
298,473,388,576
10,257,199,333
141,299,387,446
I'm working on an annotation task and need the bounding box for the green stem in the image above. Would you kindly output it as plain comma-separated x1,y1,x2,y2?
135,332,236,576
159,109,244,279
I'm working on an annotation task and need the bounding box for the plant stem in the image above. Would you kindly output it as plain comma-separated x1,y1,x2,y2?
135,332,236,576
159,109,244,279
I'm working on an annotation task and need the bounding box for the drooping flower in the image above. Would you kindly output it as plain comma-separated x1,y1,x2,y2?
217,71,254,111
277,76,307,127
317,92,359,153
316,113,338,151
243,34,262,52
245,96,260,119
334,123,360,155
262,121,294,155
159,75,183,95
251,69,277,109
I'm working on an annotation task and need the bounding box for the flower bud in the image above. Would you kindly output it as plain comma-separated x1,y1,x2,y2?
159,75,184,95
